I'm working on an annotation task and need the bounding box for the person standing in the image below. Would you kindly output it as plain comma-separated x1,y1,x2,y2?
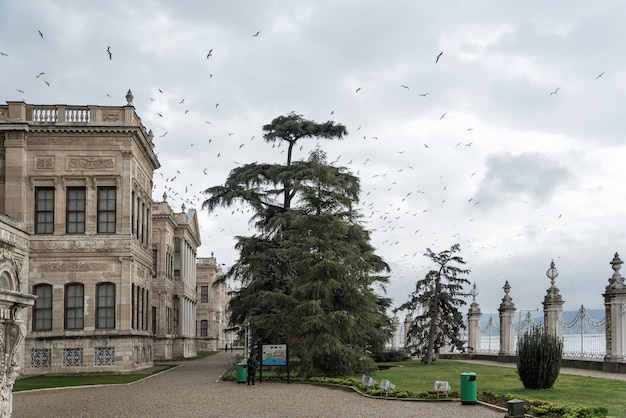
246,354,257,385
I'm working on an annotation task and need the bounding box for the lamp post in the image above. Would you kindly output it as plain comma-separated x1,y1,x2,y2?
244,318,251,359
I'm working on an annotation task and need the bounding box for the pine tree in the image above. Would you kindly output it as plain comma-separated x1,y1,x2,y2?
201,114,391,377
397,244,470,364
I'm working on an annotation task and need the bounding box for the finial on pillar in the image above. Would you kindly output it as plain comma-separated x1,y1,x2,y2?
545,259,563,302
546,259,559,287
608,252,625,288
162,192,167,202
126,89,134,106
500,280,514,309
181,203,186,212
470,282,478,303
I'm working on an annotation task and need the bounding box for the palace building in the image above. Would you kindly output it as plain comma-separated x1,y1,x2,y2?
0,94,231,377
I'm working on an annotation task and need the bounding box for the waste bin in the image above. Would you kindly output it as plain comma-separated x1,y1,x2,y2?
460,372,477,405
236,362,247,383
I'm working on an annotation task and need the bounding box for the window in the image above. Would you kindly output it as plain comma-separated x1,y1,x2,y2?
152,249,158,278
201,286,209,303
33,284,52,331
35,187,54,234
200,320,208,337
174,238,180,276
66,187,86,234
96,283,115,329
97,186,116,233
65,283,84,330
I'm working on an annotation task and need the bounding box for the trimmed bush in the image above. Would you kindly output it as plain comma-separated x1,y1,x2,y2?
517,325,563,389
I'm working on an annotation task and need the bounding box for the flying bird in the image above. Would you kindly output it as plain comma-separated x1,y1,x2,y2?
400,84,409,89
207,49,213,59
44,80,50,86
106,46,112,60
418,92,429,97
435,51,443,63
253,31,260,37
440,112,446,120
0,52,8,57
38,30,44,39
36,72,45,78
355,87,361,93
549,87,560,95
595,72,605,80
159,132,168,137
16,89,25,94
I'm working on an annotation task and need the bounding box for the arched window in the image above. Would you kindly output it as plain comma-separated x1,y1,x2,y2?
33,284,53,331
65,283,84,330
0,272,11,289
96,282,115,329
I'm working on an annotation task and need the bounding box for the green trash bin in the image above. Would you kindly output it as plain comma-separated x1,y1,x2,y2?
460,372,477,405
236,362,247,383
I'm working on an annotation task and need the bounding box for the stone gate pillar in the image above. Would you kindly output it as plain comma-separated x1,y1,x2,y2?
498,281,516,358
0,289,36,417
467,283,482,353
603,253,626,372
543,260,564,339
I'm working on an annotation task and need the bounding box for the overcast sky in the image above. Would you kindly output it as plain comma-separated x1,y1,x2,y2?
2,1,625,315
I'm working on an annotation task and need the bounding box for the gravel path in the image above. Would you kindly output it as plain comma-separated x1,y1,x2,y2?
13,351,505,418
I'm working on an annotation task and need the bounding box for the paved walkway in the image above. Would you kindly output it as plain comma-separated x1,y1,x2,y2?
457,358,626,381
13,351,507,418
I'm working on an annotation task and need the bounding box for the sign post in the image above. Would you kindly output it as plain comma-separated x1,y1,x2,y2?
259,343,289,383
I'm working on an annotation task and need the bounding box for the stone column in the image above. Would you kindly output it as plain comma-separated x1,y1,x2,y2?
0,290,36,418
498,281,516,358
467,283,482,353
543,260,564,339
403,313,412,350
391,315,400,350
603,253,626,372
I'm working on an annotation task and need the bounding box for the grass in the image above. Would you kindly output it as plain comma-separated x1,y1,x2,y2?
14,351,217,392
369,359,626,417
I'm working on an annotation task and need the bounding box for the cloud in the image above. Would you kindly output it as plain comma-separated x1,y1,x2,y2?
475,152,573,208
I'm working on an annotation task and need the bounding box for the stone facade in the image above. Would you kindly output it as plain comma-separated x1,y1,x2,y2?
151,200,200,360
0,97,233,379
195,257,234,352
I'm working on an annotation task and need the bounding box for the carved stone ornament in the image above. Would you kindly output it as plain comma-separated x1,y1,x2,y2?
32,239,130,252
39,262,109,272
35,157,54,170
68,158,114,170
102,111,121,122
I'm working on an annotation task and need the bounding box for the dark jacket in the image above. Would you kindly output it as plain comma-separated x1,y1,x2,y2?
246,356,257,372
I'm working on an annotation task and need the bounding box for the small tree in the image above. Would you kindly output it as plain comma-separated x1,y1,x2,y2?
517,325,563,389
397,243,470,364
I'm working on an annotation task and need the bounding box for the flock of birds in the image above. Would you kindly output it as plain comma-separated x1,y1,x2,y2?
0,21,611,310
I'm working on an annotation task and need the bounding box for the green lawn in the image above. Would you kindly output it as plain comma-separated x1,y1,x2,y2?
369,359,626,417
